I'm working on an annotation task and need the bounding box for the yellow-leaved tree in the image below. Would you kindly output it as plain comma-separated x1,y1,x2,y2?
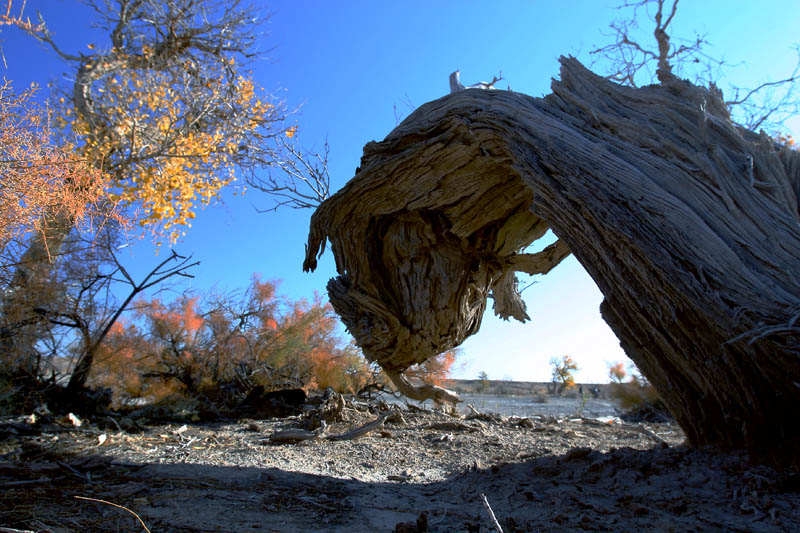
549,354,579,395
1,0,330,386
9,0,327,241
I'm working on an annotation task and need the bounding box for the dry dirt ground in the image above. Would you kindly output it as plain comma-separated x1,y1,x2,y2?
1,398,799,532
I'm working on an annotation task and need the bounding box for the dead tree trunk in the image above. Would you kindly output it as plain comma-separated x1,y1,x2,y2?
304,57,800,462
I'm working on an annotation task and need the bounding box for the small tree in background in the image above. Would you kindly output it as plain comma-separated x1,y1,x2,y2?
608,361,627,384
775,133,797,150
476,370,490,392
549,355,578,395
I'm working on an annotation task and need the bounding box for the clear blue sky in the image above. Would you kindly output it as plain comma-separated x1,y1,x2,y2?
2,1,798,382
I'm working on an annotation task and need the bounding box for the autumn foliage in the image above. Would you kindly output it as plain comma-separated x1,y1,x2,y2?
775,133,797,150
607,361,661,410
549,354,579,394
608,361,627,384
57,62,279,242
0,81,124,260
404,350,458,388
87,277,456,409
5,0,299,243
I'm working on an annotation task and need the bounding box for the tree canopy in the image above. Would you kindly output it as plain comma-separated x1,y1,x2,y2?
5,0,328,242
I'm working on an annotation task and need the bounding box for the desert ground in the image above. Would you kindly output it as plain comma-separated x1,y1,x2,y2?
1,390,799,532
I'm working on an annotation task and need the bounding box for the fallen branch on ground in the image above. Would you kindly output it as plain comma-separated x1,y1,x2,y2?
481,493,504,532
74,496,151,533
578,416,669,446
268,423,328,444
326,410,396,441
268,410,399,444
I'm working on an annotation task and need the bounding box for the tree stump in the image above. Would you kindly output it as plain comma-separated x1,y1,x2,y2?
304,57,800,462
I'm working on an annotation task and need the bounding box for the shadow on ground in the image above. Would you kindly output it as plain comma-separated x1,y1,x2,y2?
3,440,799,532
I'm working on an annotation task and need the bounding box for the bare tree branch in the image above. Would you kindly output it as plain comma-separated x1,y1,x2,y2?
590,0,799,135
66,245,198,393
589,0,716,88
726,48,800,132
249,137,332,211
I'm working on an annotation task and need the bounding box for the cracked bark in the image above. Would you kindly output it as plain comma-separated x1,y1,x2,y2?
304,57,800,461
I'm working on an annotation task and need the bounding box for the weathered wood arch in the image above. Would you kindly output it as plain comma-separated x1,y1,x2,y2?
304,57,800,461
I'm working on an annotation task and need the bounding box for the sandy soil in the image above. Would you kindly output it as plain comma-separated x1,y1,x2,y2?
1,398,799,532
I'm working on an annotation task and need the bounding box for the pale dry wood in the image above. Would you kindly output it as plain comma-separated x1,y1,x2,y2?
384,369,460,407
579,416,669,446
305,57,800,460
268,411,398,443
493,239,572,321
267,427,323,444
480,493,504,533
325,410,397,441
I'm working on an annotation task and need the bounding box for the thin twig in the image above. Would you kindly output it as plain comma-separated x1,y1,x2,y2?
0,477,51,487
74,496,151,533
106,415,123,432
620,422,669,445
56,460,89,483
480,493,504,533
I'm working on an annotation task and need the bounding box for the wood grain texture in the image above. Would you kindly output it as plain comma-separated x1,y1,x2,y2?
305,57,800,460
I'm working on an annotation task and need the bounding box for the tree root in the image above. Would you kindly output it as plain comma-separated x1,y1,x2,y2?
384,369,460,409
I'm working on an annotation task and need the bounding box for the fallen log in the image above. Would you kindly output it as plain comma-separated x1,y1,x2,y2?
304,57,800,463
